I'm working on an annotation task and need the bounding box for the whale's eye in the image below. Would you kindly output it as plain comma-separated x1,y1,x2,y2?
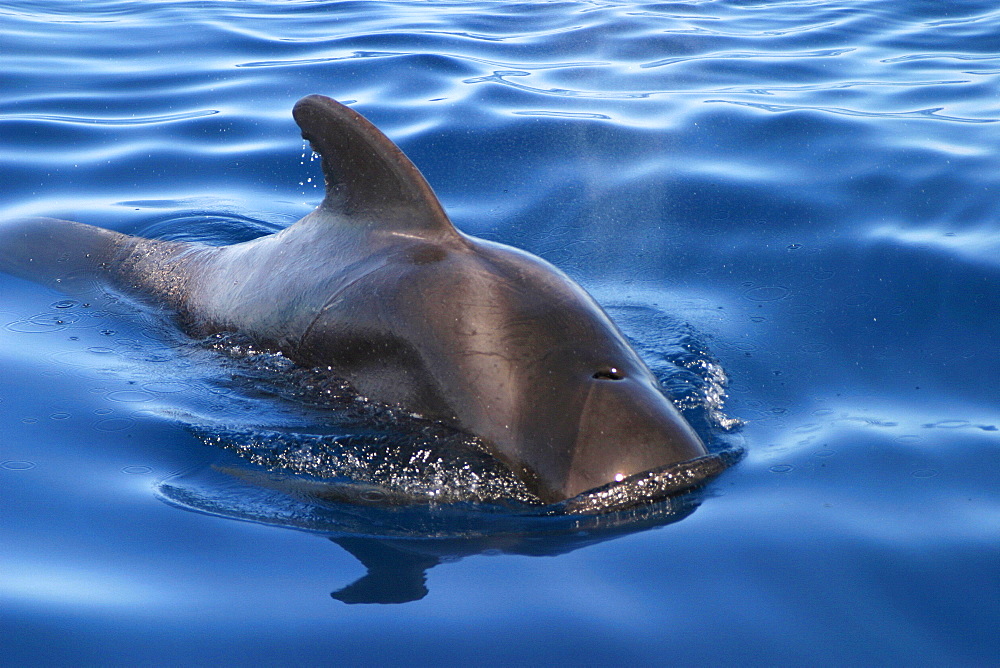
360,490,386,502
593,367,625,380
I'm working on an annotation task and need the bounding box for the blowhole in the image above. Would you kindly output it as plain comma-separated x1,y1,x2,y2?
592,367,625,381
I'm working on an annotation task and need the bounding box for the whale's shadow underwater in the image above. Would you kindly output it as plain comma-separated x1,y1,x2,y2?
157,444,722,604
0,95,742,602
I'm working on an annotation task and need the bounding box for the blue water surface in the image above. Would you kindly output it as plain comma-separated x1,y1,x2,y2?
2,1,998,665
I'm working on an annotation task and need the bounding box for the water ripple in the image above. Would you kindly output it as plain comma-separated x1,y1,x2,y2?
656,20,838,37
422,26,587,42
923,9,1000,28
716,79,969,95
707,99,998,123
238,50,607,71
463,70,654,99
462,71,974,109
0,109,220,126
512,110,612,120
1,0,998,661
640,48,856,70
237,50,409,68
882,53,1000,63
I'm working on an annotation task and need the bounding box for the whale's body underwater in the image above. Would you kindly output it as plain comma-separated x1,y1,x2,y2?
0,94,727,506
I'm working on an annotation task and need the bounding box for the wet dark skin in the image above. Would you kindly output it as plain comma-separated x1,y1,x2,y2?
0,95,707,503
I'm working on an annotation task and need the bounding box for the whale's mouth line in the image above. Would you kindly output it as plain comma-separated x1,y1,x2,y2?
557,449,742,515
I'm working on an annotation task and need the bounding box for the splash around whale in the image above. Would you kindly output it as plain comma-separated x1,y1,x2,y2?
0,94,735,509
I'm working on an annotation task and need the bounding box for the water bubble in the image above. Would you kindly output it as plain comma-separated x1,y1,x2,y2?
107,391,155,403
912,469,938,478
2,460,36,470
31,312,81,326
743,286,790,302
121,465,153,475
770,464,793,473
6,319,65,333
924,420,970,429
51,350,107,368
95,417,136,432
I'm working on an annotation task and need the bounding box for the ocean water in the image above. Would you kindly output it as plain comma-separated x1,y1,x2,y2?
2,1,998,665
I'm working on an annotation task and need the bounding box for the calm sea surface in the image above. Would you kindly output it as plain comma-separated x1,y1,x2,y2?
2,1,998,665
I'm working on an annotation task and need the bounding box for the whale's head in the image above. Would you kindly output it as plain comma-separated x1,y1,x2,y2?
289,95,716,508
300,235,712,507
439,241,710,505
534,359,710,504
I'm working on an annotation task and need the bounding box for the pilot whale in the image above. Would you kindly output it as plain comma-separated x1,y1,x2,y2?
0,94,713,504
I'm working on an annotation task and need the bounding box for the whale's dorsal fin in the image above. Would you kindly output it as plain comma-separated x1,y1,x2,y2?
293,95,455,236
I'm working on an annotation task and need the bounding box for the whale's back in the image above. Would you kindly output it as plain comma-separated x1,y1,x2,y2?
0,217,202,313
